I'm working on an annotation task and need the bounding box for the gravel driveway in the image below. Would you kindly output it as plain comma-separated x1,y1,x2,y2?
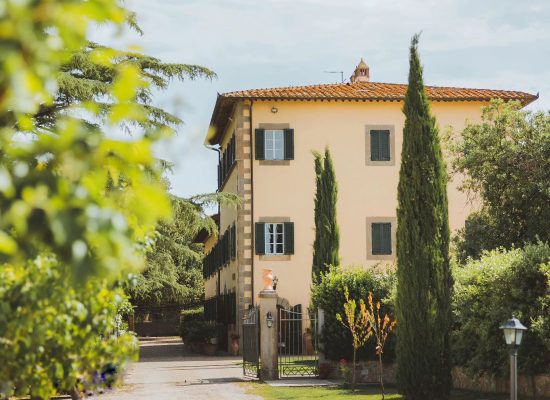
100,337,261,400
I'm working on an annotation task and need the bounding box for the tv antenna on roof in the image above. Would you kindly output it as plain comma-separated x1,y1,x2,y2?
324,70,344,83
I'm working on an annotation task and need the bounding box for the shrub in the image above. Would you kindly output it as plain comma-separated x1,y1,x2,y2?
0,256,138,398
452,242,550,376
311,267,396,362
180,320,222,344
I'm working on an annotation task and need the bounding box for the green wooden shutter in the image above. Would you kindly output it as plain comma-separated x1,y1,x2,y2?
283,222,294,254
255,129,265,160
255,222,265,255
370,131,380,161
283,128,294,160
382,223,392,254
381,131,390,161
230,224,236,260
372,223,381,254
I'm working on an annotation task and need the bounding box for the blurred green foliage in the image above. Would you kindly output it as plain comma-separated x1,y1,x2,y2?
0,255,138,398
0,0,176,397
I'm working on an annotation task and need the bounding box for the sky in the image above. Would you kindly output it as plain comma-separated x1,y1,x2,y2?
91,0,550,199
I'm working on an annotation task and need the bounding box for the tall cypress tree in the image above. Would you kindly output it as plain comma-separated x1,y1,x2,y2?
395,34,452,400
312,148,340,282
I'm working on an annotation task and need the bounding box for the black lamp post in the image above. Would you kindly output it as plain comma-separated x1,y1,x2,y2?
500,316,527,400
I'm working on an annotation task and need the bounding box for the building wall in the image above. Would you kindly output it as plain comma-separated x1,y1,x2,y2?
204,101,255,343
204,116,238,301
249,100,486,309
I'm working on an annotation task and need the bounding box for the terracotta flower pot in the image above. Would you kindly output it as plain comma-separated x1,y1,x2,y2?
230,337,240,355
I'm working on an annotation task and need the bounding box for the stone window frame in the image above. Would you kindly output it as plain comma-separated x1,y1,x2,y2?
366,216,397,261
365,124,396,166
258,216,291,261
258,123,291,166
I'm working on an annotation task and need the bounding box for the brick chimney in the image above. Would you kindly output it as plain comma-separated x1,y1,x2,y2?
350,58,370,83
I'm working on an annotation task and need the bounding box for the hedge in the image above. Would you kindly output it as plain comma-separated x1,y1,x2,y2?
180,306,204,323
452,242,550,376
312,244,550,376
311,267,396,362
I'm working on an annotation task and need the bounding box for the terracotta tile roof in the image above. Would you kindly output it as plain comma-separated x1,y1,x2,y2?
207,81,538,144
224,81,536,102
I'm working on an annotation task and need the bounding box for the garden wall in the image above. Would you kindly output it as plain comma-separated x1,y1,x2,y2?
452,367,550,399
320,361,550,398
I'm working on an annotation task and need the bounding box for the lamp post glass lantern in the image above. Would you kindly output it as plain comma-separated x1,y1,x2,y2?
500,316,527,400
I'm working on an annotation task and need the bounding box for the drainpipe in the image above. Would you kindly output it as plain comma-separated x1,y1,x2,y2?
206,144,221,299
249,100,255,306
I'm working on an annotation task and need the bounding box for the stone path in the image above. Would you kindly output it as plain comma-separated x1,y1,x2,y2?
100,337,261,400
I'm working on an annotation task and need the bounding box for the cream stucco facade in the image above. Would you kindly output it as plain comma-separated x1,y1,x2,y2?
201,74,536,345
248,100,483,310
206,99,485,311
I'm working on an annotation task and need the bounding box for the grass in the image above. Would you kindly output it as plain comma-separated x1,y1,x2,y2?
243,382,519,400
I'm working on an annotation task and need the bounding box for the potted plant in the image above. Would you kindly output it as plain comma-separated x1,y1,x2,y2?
230,333,240,355
201,321,222,356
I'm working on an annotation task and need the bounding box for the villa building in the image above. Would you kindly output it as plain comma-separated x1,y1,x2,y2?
201,59,537,350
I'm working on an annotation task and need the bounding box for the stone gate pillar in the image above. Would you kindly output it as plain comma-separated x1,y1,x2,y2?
318,308,326,363
259,269,279,380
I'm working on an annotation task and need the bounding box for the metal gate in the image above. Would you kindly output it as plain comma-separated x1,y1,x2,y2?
278,305,319,378
242,306,260,378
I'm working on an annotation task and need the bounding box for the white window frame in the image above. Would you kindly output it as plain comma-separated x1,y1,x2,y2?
264,223,284,255
264,129,285,160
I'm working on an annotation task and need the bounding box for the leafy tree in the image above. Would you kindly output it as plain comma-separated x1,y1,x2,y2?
395,35,453,400
448,99,550,261
32,41,215,135
128,193,238,308
336,286,372,390
312,148,340,282
366,292,396,400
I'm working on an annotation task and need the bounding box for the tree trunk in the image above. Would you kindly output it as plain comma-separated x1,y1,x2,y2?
352,348,357,391
379,351,385,400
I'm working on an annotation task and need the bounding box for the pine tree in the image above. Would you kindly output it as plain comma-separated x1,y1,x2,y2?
312,148,340,282
32,40,215,135
395,34,452,400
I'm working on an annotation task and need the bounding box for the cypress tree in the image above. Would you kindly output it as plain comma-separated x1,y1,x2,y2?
312,148,340,282
395,34,452,400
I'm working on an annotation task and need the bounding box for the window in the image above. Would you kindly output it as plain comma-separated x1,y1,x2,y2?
265,223,284,254
372,222,392,255
265,130,285,160
255,128,294,161
255,221,294,255
370,130,390,161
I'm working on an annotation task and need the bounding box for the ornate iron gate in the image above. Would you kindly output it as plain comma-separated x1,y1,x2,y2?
278,305,319,378
242,306,260,378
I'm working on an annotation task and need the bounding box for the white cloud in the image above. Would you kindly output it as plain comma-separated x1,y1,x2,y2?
89,0,550,198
